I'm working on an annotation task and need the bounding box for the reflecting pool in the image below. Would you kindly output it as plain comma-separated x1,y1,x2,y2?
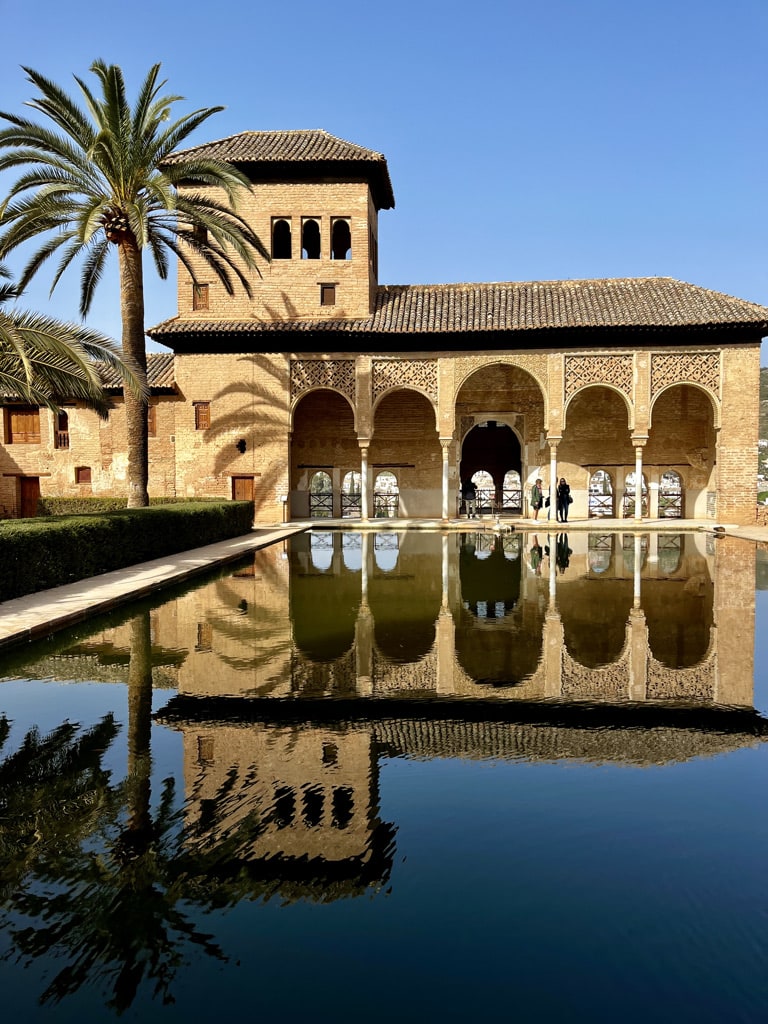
1,530,767,1023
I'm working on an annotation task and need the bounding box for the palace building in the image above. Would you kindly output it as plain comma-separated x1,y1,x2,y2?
2,129,768,524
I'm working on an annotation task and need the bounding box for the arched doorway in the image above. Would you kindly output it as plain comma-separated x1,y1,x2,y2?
290,389,357,520
455,364,545,518
371,389,440,517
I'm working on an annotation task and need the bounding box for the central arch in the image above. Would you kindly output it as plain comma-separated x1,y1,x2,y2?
455,363,545,515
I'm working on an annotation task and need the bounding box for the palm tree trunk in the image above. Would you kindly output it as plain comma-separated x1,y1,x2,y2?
118,241,149,508
126,610,153,837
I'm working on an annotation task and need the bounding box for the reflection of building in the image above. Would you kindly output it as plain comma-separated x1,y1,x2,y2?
3,132,767,523
164,719,396,901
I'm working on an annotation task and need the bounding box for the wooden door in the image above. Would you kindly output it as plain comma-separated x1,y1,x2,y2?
231,476,255,502
20,476,40,518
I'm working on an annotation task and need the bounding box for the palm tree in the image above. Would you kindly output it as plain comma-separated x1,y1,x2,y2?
0,62,267,506
0,262,141,416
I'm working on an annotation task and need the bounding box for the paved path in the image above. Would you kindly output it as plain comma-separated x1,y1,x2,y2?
0,526,307,651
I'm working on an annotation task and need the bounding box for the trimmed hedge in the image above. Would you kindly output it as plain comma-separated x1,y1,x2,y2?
0,501,254,601
37,496,213,516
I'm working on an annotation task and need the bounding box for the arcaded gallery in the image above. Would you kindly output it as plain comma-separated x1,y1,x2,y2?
3,129,767,524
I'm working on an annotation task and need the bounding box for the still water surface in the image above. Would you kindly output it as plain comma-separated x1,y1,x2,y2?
1,529,767,1023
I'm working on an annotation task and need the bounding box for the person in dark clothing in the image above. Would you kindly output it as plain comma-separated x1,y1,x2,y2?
556,477,571,522
462,479,478,518
556,533,572,573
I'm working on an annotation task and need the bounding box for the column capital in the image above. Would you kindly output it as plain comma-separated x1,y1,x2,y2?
631,435,649,448
439,437,453,451
547,436,562,450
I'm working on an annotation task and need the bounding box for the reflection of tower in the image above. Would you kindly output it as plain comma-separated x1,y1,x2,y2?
171,720,395,900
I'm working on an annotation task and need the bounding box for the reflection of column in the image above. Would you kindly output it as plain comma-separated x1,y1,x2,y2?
355,605,374,696
543,609,564,698
548,440,558,514
627,607,648,701
361,531,369,602
436,609,456,695
441,533,449,609
633,532,642,608
713,536,755,707
548,531,557,608
440,438,452,521
632,438,646,521
360,441,370,522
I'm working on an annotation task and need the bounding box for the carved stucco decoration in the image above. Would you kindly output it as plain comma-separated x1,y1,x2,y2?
650,351,720,400
646,640,716,700
372,358,438,405
290,358,356,404
372,646,438,691
561,644,631,700
453,353,548,400
564,354,633,402
290,646,358,691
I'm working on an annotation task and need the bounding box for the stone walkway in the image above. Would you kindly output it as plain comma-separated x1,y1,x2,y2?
0,526,307,652
2,515,767,653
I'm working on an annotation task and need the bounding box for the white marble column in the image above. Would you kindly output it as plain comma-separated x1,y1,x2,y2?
633,532,642,608
359,441,370,522
633,440,645,521
548,441,558,518
440,438,452,521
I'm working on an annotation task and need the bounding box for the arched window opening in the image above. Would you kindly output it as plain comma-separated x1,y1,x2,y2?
623,471,648,518
342,532,362,571
272,218,292,259
373,471,399,518
341,470,361,519
589,470,614,518
309,470,333,518
471,469,495,515
302,218,321,260
374,530,400,570
659,470,683,518
622,532,648,573
55,410,69,449
331,218,351,260
501,470,522,514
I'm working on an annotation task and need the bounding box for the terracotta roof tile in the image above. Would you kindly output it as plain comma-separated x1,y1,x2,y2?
149,278,768,339
100,352,176,390
165,129,395,209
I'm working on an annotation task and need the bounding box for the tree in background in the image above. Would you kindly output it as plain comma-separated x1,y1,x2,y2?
0,62,267,506
0,262,141,416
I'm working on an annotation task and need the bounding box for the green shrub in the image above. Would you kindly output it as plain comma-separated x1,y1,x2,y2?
0,501,254,601
36,496,215,516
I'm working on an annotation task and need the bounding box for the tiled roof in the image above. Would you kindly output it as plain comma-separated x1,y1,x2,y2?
100,352,176,390
149,278,768,339
165,129,395,209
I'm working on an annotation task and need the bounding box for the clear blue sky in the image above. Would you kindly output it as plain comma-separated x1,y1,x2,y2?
3,0,767,358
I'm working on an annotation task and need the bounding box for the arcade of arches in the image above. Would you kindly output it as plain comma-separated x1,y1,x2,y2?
287,352,736,522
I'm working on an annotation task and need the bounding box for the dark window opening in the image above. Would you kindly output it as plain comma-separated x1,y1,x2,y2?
331,218,351,260
303,786,325,828
320,283,336,306
273,786,296,830
331,787,354,830
302,219,321,259
147,404,156,437
197,735,214,764
75,466,91,484
196,621,213,651
5,406,40,444
369,227,378,277
272,218,292,259
322,742,339,766
55,410,70,449
192,223,208,246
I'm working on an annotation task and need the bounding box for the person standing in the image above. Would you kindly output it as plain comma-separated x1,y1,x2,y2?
530,478,544,521
556,477,571,523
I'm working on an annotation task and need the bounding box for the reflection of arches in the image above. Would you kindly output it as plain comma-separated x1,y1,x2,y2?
342,532,362,571
368,533,440,662
373,471,399,518
459,535,521,617
588,470,614,518
588,533,614,573
289,533,360,662
657,534,682,575
659,470,683,518
644,573,714,668
309,471,333,518
558,577,634,668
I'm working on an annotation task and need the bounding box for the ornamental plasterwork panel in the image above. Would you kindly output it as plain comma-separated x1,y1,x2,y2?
290,358,356,403
453,353,548,398
564,354,633,401
646,648,716,700
372,646,438,692
372,358,438,404
561,647,630,699
650,352,720,399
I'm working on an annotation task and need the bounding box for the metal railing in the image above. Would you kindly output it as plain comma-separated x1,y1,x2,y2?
373,492,399,518
589,493,614,517
658,492,682,517
622,491,648,517
341,492,361,518
500,487,522,514
309,491,333,517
